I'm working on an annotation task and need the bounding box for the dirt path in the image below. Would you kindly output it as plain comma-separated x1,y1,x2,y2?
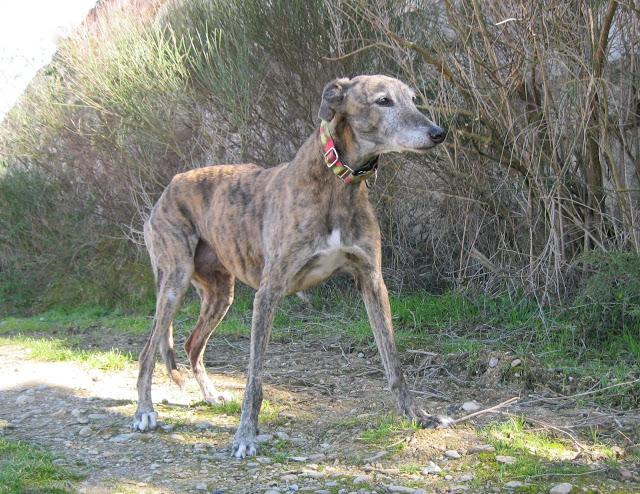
0,335,638,493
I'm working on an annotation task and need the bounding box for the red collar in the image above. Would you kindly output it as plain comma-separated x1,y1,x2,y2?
319,120,378,185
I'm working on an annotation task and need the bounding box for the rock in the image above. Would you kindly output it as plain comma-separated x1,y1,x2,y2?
387,486,424,494
281,474,298,482
257,456,272,464
303,470,324,479
449,487,468,492
15,394,31,405
275,431,290,440
87,413,108,420
422,461,442,475
444,450,461,459
70,408,82,417
160,424,175,433
488,357,499,367
459,474,473,482
288,485,299,492
109,433,135,443
510,358,522,368
256,433,273,443
620,468,633,480
469,444,495,454
353,475,369,484
505,481,524,489
52,458,66,466
264,490,280,494
195,483,207,491
445,475,453,480
495,455,516,465
308,453,326,461
357,352,365,358
315,491,331,494
324,482,338,487
78,426,91,437
246,462,260,468
461,401,481,412
76,416,90,424
195,421,211,430
288,456,308,462
52,409,66,418
150,463,160,470
549,484,573,494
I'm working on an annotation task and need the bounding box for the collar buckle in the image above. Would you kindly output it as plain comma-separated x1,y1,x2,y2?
323,146,339,167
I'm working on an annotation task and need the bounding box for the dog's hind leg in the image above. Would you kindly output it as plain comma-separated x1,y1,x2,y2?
133,222,195,432
185,243,235,403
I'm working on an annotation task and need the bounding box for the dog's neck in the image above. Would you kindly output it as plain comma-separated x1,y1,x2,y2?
288,118,376,193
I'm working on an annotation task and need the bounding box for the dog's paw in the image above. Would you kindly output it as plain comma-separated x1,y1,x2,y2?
132,410,158,432
232,433,257,458
203,389,234,405
411,409,453,429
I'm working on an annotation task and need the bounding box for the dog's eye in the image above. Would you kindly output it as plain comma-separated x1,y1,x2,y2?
412,95,419,104
375,97,393,107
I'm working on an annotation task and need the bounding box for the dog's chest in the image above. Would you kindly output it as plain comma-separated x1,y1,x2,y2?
297,229,348,289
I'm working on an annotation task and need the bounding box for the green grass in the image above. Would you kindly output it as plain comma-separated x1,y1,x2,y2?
0,336,132,371
359,415,419,451
0,438,82,494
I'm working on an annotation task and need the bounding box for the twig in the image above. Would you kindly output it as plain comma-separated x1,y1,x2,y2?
322,42,393,62
521,378,640,406
502,412,587,452
450,397,518,425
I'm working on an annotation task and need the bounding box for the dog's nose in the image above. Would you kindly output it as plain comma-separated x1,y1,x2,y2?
428,125,446,144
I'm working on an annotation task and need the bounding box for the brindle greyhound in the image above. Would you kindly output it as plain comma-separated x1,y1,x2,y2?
133,75,449,457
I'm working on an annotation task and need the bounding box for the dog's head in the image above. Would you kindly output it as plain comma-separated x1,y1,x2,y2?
318,75,445,161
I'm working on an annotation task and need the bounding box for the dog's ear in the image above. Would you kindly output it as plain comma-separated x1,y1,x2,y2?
318,78,351,121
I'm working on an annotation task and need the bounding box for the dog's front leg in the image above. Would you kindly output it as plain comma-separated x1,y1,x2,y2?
358,270,452,428
232,282,283,458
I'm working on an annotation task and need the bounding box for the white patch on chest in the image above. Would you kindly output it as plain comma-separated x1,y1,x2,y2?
300,229,346,287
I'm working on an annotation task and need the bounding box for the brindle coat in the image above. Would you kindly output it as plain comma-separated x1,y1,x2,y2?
133,75,449,457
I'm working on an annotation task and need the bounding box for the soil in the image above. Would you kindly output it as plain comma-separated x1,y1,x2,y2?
0,330,638,494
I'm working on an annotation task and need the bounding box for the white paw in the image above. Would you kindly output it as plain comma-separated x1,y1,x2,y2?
232,438,257,458
132,411,158,432
204,389,234,405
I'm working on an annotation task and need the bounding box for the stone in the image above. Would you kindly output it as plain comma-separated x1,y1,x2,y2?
195,421,211,430
469,444,495,454
288,485,299,492
510,358,522,368
459,474,473,482
549,484,573,494
315,491,331,494
422,461,442,475
444,450,461,459
281,474,298,482
264,490,280,494
78,426,91,437
620,468,633,481
195,483,207,491
256,433,273,443
489,357,499,367
505,481,524,489
257,456,272,464
15,394,31,405
495,455,516,465
353,475,369,484
445,475,453,480
308,453,326,461
461,401,481,412
288,456,308,462
109,433,135,443
70,408,82,417
76,416,90,424
275,431,290,440
387,486,422,494
87,413,107,420
357,352,365,358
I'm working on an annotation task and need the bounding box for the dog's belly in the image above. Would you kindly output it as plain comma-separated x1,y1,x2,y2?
292,229,350,291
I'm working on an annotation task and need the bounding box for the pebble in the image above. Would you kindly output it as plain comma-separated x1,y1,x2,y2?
488,357,499,367
325,482,338,487
422,461,442,475
387,486,425,494
314,491,331,494
76,416,90,424
52,458,66,466
505,481,524,489
469,444,495,454
282,474,298,482
445,475,453,480
15,394,32,405
88,413,107,420
70,408,82,417
160,424,175,432
461,401,481,412
150,463,160,470
510,358,522,368
264,490,280,494
257,456,272,464
109,433,135,443
303,470,324,479
459,474,473,482
275,431,289,440
357,352,365,358
288,456,308,462
496,455,516,465
256,433,273,443
549,484,573,494
353,475,369,484
195,483,207,491
289,485,299,492
308,453,326,460
444,450,461,459
620,468,633,480
195,421,211,430
246,462,260,468
78,426,91,437
52,409,66,418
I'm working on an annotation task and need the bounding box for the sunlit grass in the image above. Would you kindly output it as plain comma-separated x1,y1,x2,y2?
0,438,82,494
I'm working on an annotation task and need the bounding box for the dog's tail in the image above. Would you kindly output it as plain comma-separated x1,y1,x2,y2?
161,328,185,387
